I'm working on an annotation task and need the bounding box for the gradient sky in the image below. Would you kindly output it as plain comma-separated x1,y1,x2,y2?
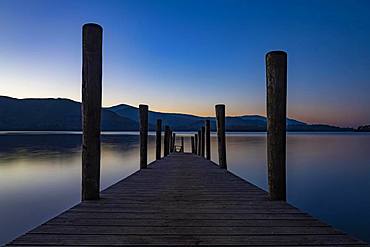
0,0,369,127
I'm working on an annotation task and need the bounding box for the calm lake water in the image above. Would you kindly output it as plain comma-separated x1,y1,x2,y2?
0,132,369,245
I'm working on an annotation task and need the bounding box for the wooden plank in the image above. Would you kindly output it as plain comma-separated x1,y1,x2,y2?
76,201,298,208
10,234,367,246
55,211,314,220
46,218,327,227
7,153,368,246
31,225,342,235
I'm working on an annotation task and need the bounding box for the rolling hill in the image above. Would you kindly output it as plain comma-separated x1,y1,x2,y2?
0,96,138,131
108,104,351,132
0,96,353,131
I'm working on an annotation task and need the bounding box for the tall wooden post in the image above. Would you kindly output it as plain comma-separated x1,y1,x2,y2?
194,134,198,154
191,136,195,153
266,51,287,201
181,136,184,152
164,126,170,156
201,126,205,157
215,104,227,169
156,119,162,160
82,23,102,201
205,120,211,160
139,104,148,169
197,130,202,155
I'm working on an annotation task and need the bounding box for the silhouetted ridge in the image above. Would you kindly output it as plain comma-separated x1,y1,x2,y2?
108,103,352,131
0,96,138,131
0,96,353,131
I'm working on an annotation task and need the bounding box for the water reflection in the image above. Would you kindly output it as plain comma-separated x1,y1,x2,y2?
0,133,151,245
0,132,369,244
215,133,370,243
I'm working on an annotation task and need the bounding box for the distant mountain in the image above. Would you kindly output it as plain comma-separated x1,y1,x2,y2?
108,103,352,132
356,125,370,132
0,96,353,132
109,104,203,129
0,96,138,131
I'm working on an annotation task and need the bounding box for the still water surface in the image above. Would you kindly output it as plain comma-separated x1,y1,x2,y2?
0,132,369,244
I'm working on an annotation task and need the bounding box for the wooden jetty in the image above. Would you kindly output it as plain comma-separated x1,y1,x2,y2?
6,23,369,245
7,153,368,246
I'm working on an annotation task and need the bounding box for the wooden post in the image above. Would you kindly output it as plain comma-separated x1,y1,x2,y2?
194,134,198,154
139,104,148,169
205,119,211,160
156,119,162,160
164,126,170,156
82,23,102,201
171,133,176,153
169,130,172,153
191,136,195,153
197,130,201,155
215,104,227,169
266,51,287,201
201,126,205,157
181,136,184,152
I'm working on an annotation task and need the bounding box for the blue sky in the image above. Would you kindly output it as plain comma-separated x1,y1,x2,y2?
0,0,369,127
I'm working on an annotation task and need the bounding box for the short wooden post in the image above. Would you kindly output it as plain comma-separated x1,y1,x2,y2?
181,136,184,152
197,130,202,155
215,104,227,169
170,129,173,152
194,134,198,154
171,133,176,153
266,51,287,201
164,126,170,156
205,120,211,160
201,126,205,157
82,23,103,201
156,119,162,160
139,104,148,169
168,130,172,152
191,136,195,153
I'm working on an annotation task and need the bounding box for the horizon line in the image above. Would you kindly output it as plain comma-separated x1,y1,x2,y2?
0,94,365,128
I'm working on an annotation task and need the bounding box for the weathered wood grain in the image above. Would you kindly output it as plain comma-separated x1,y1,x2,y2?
139,104,148,169
205,119,211,160
81,23,103,201
9,234,367,246
155,119,162,160
266,50,287,201
201,126,205,157
191,136,195,153
163,126,170,156
197,130,201,156
194,133,198,154
215,104,227,169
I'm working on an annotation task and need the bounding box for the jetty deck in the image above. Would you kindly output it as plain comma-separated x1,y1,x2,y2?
8,153,367,246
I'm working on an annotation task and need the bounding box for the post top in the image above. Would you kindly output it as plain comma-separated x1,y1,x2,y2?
215,104,225,110
266,50,287,57
139,104,148,108
83,23,103,31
